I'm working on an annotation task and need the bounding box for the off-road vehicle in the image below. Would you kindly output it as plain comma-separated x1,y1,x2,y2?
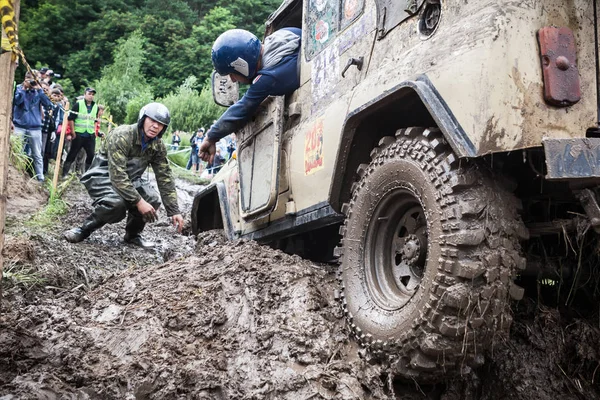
192,0,600,380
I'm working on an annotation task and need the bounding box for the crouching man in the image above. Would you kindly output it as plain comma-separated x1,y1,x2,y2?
63,103,184,247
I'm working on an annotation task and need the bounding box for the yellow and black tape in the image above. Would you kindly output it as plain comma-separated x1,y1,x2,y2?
1,0,19,59
1,0,37,75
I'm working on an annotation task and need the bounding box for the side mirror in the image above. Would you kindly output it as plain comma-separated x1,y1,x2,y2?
212,71,239,107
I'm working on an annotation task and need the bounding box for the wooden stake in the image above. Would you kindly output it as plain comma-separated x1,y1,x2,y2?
0,0,20,289
51,101,70,192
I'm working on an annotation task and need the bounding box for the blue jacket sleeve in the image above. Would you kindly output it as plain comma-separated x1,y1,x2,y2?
38,90,52,108
207,75,277,142
13,87,25,106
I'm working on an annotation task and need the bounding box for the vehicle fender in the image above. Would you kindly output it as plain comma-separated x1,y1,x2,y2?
191,182,237,240
330,74,477,210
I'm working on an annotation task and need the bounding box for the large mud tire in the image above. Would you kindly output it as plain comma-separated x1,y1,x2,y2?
338,127,528,381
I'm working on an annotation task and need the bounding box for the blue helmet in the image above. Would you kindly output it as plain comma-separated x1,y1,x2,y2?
211,29,262,79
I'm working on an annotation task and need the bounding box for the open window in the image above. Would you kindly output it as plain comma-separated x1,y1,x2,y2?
265,0,303,36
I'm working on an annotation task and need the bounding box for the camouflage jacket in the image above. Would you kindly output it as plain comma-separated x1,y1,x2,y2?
106,123,180,216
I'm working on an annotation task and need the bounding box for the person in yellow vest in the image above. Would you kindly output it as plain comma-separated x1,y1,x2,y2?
62,87,103,176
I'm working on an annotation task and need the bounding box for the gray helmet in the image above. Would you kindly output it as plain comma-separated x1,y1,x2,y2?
138,102,170,137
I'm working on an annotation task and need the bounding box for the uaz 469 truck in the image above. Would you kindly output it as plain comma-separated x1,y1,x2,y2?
193,0,600,380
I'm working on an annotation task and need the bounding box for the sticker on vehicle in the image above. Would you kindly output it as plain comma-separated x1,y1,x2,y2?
305,120,324,175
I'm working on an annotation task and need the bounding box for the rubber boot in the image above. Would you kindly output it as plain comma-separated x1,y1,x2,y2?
61,161,72,177
63,216,104,243
124,213,155,248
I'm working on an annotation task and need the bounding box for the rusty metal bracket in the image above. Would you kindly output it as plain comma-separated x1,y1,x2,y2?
537,27,581,107
575,189,600,234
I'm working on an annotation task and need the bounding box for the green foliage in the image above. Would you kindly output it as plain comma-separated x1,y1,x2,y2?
27,197,69,229
9,135,31,174
63,10,141,92
167,147,191,169
184,7,238,86
169,163,212,185
52,78,77,102
125,94,154,125
94,31,153,124
19,0,281,96
160,76,225,133
3,262,46,287
26,175,76,230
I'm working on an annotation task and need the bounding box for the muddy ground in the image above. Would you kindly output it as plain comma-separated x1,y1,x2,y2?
1,165,599,400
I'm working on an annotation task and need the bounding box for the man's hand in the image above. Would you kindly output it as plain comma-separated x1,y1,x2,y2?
171,214,184,234
136,198,158,223
50,131,56,142
199,137,216,164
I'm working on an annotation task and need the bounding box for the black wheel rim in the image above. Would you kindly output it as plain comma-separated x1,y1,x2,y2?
364,188,428,311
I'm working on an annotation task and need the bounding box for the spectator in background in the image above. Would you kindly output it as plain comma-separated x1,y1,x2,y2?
171,131,181,150
95,104,106,138
39,67,59,86
40,82,57,175
62,87,101,176
226,133,236,159
186,128,203,173
210,148,225,174
12,71,53,182
49,85,68,167
50,87,69,162
186,129,198,170
70,104,105,177
39,67,49,82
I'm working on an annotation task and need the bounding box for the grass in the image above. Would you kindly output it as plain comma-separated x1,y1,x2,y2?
2,261,46,287
169,160,211,185
7,134,70,231
25,174,77,230
9,135,32,173
167,146,191,168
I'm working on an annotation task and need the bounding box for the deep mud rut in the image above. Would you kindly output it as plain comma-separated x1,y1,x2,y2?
1,167,599,400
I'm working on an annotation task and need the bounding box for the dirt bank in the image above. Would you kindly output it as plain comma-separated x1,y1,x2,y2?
1,167,599,399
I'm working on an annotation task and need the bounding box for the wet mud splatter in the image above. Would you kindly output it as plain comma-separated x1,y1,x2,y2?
1,169,599,399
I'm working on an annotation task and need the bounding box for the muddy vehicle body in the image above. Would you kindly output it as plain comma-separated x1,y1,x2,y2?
193,0,600,380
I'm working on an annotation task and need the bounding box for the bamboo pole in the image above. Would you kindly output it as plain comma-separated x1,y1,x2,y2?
0,0,20,290
51,101,70,192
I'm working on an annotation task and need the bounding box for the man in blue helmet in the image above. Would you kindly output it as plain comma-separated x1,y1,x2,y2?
199,27,301,163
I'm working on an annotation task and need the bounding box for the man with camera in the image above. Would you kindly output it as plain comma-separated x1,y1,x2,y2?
12,70,53,182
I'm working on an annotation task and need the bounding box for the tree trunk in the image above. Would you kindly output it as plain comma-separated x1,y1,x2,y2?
0,0,21,293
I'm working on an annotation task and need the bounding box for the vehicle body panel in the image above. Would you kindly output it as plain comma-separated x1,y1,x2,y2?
195,0,599,240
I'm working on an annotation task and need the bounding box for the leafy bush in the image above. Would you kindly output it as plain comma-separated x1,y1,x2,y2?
160,76,225,133
94,31,153,124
